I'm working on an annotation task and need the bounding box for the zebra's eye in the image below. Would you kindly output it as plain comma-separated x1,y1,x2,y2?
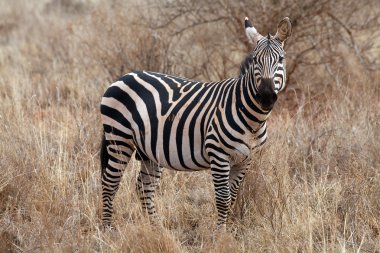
252,56,257,63
279,56,284,63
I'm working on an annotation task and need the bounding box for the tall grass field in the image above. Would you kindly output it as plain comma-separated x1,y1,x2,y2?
0,1,379,252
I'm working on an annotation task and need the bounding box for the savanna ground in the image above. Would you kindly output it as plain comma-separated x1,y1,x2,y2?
0,0,379,252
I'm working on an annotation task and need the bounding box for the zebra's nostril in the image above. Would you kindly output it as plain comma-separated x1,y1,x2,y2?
273,93,278,102
256,93,261,100
256,91,277,110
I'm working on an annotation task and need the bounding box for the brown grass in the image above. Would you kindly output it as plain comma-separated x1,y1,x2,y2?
0,1,379,252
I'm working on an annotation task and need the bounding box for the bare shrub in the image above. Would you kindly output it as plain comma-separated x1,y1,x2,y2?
142,0,380,80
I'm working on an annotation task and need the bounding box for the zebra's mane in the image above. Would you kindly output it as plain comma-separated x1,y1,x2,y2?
239,53,254,77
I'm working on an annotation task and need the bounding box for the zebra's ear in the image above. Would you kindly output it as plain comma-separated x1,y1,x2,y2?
245,17,263,46
274,17,292,45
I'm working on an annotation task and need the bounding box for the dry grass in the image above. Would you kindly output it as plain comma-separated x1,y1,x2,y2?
0,1,379,252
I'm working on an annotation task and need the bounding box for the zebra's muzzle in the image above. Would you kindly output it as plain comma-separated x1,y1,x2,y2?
256,78,277,111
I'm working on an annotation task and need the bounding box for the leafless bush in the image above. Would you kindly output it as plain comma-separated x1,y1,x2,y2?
44,0,87,14
139,0,380,82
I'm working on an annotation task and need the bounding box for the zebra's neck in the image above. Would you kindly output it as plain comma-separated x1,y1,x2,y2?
225,60,270,134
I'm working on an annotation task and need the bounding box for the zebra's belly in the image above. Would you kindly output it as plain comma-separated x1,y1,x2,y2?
146,139,210,171
137,132,251,171
128,107,212,170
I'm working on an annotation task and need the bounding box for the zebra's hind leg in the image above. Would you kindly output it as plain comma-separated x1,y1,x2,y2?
136,159,163,224
101,136,134,228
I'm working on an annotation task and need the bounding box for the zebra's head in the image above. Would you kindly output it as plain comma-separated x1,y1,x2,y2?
245,17,292,111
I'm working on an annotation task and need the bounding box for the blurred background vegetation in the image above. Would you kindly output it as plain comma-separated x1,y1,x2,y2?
0,0,379,252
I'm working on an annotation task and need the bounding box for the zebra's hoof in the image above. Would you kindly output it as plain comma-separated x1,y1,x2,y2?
100,223,115,232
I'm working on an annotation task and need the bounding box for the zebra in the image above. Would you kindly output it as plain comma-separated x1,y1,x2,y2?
100,17,292,230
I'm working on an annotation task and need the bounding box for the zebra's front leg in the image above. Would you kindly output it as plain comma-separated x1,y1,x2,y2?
210,159,232,230
229,165,248,208
136,159,163,224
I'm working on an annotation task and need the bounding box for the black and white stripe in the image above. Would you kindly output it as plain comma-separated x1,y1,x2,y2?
100,17,292,229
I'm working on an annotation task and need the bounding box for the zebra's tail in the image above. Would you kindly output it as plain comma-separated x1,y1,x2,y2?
100,133,108,175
